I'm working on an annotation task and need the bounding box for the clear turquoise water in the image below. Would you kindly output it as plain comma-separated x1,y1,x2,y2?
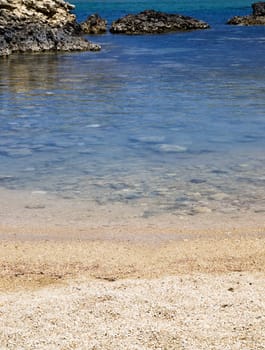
0,0,264,216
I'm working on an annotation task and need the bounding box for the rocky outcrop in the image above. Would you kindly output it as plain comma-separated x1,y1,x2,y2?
0,0,101,56
252,1,265,16
80,13,107,34
227,2,265,25
110,9,210,34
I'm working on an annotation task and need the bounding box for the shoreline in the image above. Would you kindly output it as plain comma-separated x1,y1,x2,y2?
0,186,264,241
0,190,264,348
0,187,264,292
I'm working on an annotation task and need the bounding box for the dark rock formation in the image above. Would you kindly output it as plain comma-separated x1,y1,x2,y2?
0,0,101,56
227,2,265,25
80,14,107,34
252,2,265,16
110,9,210,34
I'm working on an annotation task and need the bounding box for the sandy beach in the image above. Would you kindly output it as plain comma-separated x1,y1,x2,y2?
1,0,265,346
0,188,264,349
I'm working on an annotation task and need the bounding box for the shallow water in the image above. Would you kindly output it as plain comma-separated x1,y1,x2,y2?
0,0,264,218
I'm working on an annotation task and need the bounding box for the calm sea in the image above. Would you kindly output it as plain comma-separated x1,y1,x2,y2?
0,0,264,217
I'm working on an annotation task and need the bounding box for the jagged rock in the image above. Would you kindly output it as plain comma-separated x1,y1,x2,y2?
0,0,101,56
110,9,210,34
227,2,265,25
80,13,107,34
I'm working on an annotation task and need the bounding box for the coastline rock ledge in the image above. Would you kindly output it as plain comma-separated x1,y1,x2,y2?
227,2,265,25
0,0,101,56
110,9,210,34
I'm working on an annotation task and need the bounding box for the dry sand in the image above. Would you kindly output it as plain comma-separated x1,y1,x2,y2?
0,187,265,349
1,273,265,349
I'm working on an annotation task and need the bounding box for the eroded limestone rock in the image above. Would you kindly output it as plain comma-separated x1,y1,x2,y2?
0,0,101,56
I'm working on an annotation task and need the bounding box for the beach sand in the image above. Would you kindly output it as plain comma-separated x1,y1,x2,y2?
0,187,265,349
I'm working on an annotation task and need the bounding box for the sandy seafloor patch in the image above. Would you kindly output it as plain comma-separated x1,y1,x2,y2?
0,187,264,349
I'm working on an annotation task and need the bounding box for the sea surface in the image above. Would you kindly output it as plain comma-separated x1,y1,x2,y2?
0,0,264,217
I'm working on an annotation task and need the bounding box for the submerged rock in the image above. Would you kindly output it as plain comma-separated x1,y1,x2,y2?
227,2,265,25
110,9,210,35
80,13,107,34
0,0,101,56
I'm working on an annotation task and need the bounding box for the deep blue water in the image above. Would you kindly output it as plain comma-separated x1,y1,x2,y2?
0,0,264,216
